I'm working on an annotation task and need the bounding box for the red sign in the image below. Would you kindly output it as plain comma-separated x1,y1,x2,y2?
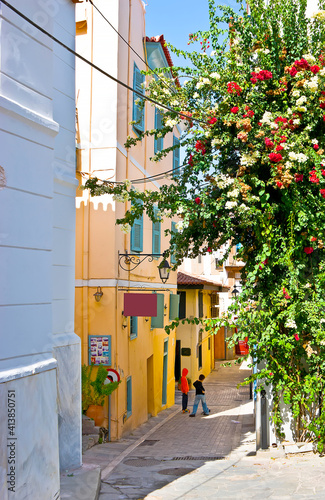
123,293,157,317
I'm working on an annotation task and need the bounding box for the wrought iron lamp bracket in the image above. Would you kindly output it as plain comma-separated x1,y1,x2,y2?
118,250,164,272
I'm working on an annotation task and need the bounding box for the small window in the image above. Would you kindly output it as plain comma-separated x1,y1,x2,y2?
178,291,186,319
173,136,180,177
130,316,138,339
170,221,177,264
126,376,132,417
154,108,163,153
132,63,145,135
152,206,161,255
130,200,143,253
198,291,203,318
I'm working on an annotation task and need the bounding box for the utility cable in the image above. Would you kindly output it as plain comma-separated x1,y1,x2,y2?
87,0,178,97
1,0,208,126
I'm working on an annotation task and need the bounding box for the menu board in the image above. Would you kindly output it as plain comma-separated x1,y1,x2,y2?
88,335,111,366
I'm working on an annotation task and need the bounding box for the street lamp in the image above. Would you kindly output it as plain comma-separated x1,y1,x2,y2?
232,285,240,298
118,251,171,284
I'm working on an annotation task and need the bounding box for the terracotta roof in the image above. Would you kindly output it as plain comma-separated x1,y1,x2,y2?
177,271,229,290
145,35,180,87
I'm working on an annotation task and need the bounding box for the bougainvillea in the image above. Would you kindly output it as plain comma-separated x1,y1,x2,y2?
85,0,325,450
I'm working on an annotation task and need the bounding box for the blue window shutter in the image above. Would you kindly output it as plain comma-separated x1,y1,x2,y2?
130,199,143,252
170,221,177,264
127,376,132,417
173,136,180,177
151,293,164,329
152,206,161,255
169,293,180,320
130,316,138,339
154,108,163,154
132,64,144,134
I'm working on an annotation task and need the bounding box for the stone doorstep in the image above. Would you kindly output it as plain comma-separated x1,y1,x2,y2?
283,442,314,454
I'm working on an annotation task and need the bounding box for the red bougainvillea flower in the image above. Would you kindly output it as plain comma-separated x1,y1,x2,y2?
276,145,284,151
294,173,304,182
279,136,287,143
269,152,283,162
195,140,206,155
311,236,317,242
194,197,201,205
230,106,239,114
208,116,217,125
294,58,310,71
290,67,298,77
251,70,273,81
309,170,320,184
207,247,212,253
258,122,262,126
311,65,320,74
275,116,288,124
276,181,283,188
259,258,269,269
282,287,291,299
188,154,194,167
320,102,325,109
323,115,325,122
304,247,314,254
227,81,242,95
265,137,274,148
313,144,319,150
294,333,300,341
320,189,325,198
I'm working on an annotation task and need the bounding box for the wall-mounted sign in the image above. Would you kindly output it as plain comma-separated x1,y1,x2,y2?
89,335,111,366
124,293,157,317
181,347,191,356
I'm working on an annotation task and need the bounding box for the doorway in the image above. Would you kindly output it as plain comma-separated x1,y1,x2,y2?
174,340,181,381
147,355,154,417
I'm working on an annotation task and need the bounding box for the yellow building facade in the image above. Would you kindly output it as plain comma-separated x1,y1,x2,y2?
75,0,180,439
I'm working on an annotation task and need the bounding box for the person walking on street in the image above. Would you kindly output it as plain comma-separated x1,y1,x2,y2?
181,368,190,413
189,374,210,417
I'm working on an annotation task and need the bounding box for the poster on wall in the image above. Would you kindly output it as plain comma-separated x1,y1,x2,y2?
88,335,111,366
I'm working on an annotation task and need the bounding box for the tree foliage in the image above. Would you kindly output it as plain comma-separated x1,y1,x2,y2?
85,0,325,448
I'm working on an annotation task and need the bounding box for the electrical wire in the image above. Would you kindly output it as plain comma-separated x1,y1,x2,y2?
1,0,208,126
87,0,178,97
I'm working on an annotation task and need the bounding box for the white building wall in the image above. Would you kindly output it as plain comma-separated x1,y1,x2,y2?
0,1,80,497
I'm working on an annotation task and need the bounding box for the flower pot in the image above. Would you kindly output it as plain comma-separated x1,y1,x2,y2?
86,405,105,427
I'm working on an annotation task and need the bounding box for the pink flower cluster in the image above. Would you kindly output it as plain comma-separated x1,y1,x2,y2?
283,287,291,299
195,140,206,155
309,169,320,184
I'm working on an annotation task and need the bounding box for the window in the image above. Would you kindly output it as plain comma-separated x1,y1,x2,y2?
198,291,203,318
126,376,132,418
162,339,168,405
130,316,138,339
170,221,177,264
172,136,180,177
154,108,163,153
211,293,219,318
152,206,161,255
178,291,186,319
130,201,143,253
132,63,145,135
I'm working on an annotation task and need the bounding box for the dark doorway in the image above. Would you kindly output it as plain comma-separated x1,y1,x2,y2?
175,340,181,381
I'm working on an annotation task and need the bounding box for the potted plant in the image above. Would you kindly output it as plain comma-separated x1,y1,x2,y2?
82,364,120,426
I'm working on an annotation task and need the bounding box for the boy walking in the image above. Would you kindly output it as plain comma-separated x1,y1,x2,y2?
189,374,210,416
180,368,190,413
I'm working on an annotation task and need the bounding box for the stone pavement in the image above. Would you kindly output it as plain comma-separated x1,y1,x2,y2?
61,360,325,499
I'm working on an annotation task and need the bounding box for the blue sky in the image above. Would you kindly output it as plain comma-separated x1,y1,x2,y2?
145,0,242,65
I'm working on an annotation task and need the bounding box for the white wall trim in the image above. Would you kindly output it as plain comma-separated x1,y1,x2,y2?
129,155,161,188
0,358,57,384
117,141,128,157
75,278,177,289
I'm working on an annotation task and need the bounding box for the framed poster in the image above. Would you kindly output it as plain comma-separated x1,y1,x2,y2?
88,335,111,366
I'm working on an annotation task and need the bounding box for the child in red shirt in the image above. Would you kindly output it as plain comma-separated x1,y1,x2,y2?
181,368,190,413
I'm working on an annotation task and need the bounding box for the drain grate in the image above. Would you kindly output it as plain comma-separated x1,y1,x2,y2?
171,456,225,461
139,439,159,446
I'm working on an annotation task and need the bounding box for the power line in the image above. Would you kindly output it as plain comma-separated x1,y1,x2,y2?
1,0,207,126
87,0,178,97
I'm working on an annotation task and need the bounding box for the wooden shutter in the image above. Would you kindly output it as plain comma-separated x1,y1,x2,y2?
132,64,144,134
170,221,177,264
130,316,138,339
178,291,186,319
198,291,203,318
151,293,164,329
173,136,180,177
131,216,143,252
126,376,132,417
154,108,163,153
211,293,219,318
169,293,180,320
152,206,161,255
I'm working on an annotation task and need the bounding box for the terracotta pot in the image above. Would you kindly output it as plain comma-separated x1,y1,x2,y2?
86,405,105,427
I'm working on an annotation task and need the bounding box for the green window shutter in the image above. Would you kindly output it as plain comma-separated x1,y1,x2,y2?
170,221,177,264
198,291,203,318
173,136,180,177
130,199,143,253
130,316,138,339
152,206,161,255
154,108,163,154
151,293,164,329
132,63,144,134
169,293,180,320
126,376,132,417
